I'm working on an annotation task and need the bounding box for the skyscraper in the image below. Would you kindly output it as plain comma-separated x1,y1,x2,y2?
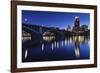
73,16,80,32
74,16,80,27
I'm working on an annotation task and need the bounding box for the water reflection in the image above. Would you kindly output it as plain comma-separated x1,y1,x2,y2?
41,36,89,56
52,43,54,51
74,36,80,57
43,36,55,42
23,35,90,62
25,49,28,59
42,44,44,51
66,37,72,48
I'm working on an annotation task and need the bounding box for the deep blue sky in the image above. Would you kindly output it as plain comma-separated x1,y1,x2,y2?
22,10,90,30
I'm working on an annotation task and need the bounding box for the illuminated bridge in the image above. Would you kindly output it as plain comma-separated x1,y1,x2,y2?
22,25,42,48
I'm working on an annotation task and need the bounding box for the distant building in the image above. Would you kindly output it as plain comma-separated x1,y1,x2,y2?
72,16,80,32
66,25,71,31
74,16,80,27
81,25,88,31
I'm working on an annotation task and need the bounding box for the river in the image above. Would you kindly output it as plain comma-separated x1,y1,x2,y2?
22,35,90,62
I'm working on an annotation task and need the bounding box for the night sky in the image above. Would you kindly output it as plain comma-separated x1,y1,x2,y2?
22,10,90,30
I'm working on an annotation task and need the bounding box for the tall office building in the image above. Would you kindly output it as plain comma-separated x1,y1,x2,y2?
73,16,80,31
74,16,80,27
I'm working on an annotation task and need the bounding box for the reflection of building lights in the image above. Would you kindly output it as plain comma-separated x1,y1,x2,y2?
67,40,70,48
42,44,44,51
65,40,67,46
73,36,77,42
61,40,64,47
54,41,57,48
57,42,59,48
78,36,81,41
75,47,80,57
52,43,54,51
25,49,28,59
69,38,72,44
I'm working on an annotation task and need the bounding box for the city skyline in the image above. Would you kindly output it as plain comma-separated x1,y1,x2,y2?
22,10,90,30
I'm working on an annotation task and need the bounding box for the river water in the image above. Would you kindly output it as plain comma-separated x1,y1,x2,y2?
22,36,90,62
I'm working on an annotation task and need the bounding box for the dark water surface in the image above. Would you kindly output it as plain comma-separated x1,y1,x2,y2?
22,36,90,62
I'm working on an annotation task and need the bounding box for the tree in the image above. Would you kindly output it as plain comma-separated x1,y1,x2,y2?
81,25,88,31
66,25,71,31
